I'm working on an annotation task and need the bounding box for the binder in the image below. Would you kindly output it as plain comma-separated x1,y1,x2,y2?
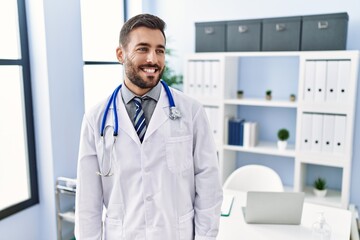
195,61,204,96
228,118,245,146
337,60,351,103
303,61,316,102
333,115,346,154
211,61,221,98
311,113,323,152
325,61,338,102
250,122,259,147
243,122,251,148
203,61,212,97
322,114,335,152
187,61,196,95
314,61,327,103
300,113,312,151
212,107,220,142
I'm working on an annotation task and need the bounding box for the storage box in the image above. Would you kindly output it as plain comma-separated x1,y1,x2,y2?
262,16,301,51
226,19,261,52
301,13,348,51
195,21,226,52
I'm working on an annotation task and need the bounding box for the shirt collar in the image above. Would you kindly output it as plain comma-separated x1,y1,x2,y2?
121,80,162,104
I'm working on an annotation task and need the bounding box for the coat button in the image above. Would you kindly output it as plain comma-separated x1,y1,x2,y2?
146,196,152,201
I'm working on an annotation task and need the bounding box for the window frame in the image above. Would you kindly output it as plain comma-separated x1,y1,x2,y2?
0,0,39,220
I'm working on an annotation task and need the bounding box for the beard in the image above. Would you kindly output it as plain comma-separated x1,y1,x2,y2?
124,59,164,89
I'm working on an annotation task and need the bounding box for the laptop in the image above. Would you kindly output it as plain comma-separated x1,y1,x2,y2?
243,191,305,225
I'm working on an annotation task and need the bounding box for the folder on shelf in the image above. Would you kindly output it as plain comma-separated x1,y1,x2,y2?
333,115,347,154
243,122,252,148
211,61,221,98
187,61,196,95
322,114,335,153
300,113,312,151
325,61,339,102
314,61,327,103
311,113,323,152
337,60,351,103
303,61,316,102
250,122,259,147
228,118,245,146
203,61,212,97
195,61,204,97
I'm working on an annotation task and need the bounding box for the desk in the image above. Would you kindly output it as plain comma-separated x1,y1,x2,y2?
218,190,351,240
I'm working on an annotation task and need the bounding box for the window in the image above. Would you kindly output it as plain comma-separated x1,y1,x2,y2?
0,0,39,220
80,0,125,111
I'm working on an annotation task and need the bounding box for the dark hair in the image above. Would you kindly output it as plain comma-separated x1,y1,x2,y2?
119,14,166,47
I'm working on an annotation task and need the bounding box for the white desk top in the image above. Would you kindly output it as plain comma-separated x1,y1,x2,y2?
218,190,352,240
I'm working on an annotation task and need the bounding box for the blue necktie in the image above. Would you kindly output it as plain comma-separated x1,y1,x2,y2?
133,97,147,142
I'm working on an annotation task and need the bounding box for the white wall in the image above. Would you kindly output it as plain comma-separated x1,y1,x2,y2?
147,0,360,209
0,0,84,239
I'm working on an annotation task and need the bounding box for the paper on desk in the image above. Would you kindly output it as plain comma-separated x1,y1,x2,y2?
221,195,234,217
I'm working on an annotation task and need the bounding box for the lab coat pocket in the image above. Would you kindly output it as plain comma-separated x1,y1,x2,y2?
104,217,123,240
179,209,195,240
104,203,124,239
166,135,192,174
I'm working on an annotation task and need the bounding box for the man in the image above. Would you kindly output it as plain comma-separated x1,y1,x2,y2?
75,13,222,240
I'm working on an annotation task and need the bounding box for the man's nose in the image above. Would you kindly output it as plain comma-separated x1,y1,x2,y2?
146,50,157,63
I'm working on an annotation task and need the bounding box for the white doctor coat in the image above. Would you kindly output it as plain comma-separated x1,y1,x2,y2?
75,86,223,240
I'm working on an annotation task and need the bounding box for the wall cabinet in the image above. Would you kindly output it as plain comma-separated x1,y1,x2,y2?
184,51,359,208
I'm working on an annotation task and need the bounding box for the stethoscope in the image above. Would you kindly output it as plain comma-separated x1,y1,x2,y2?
96,80,181,177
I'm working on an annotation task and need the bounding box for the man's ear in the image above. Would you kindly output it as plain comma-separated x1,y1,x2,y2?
116,46,124,64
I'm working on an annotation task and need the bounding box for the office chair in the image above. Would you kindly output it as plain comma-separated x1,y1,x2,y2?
223,164,284,192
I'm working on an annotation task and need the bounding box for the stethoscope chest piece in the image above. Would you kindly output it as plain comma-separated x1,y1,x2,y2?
169,106,181,120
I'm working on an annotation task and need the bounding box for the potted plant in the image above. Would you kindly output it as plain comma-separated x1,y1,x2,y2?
313,177,327,197
265,90,272,100
237,90,244,99
289,94,296,102
277,128,289,150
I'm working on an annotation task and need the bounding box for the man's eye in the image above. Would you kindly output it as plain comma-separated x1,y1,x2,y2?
138,48,148,52
156,49,165,54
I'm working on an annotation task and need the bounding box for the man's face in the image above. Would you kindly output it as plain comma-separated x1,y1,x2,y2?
117,27,166,92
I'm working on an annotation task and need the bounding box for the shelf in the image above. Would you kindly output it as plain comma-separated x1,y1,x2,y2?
59,210,75,223
303,186,342,208
297,153,346,168
223,141,296,157
224,98,297,108
301,103,351,115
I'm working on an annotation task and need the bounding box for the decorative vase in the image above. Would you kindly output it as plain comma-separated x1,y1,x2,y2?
266,95,272,101
277,140,287,150
290,95,296,102
313,188,327,198
237,92,243,99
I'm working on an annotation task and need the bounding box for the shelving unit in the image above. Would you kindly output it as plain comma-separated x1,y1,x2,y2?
184,50,359,209
55,177,77,240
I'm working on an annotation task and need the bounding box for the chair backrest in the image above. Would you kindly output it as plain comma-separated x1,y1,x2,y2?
223,164,284,192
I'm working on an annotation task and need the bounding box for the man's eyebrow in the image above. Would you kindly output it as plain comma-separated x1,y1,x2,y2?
136,42,165,49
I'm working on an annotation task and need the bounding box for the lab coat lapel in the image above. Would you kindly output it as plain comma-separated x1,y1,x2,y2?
144,87,169,141
112,91,141,144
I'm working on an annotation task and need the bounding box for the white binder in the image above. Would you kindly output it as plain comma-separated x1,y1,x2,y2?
333,115,347,154
300,113,312,151
303,61,316,102
243,122,251,148
325,61,338,102
250,122,259,147
337,60,351,103
311,113,323,152
203,61,212,97
187,61,196,95
211,107,220,142
211,61,221,98
314,61,327,103
322,114,335,153
195,61,204,97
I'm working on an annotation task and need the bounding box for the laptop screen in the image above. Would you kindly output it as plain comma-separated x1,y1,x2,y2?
244,191,305,225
